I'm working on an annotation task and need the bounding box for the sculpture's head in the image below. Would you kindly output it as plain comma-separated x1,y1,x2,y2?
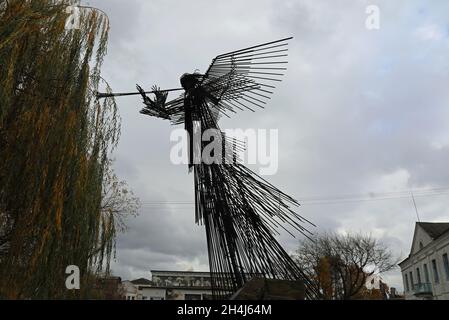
180,73,203,90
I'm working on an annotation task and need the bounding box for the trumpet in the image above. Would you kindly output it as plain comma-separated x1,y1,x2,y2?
95,88,184,100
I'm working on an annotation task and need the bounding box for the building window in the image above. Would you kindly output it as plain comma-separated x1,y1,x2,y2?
432,259,439,284
443,254,449,281
423,264,430,283
404,274,410,292
409,272,414,290
416,267,421,284
419,241,424,250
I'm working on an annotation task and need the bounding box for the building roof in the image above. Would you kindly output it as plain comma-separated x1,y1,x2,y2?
417,222,449,240
399,222,449,266
141,286,213,291
131,278,152,285
151,270,212,276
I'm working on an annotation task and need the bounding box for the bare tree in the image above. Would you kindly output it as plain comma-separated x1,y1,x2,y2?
293,232,398,300
101,162,140,234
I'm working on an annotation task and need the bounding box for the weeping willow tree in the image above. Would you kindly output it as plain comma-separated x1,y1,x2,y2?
0,0,125,299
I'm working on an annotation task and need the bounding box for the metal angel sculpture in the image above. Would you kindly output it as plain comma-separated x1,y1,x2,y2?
98,37,317,299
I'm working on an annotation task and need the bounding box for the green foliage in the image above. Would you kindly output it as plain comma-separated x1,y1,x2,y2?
0,0,123,299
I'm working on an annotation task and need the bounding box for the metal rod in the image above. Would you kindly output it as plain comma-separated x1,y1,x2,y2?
216,37,293,59
95,88,184,99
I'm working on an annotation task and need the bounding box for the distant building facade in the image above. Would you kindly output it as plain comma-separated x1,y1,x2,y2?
399,222,449,300
93,276,123,300
122,270,213,300
365,274,390,300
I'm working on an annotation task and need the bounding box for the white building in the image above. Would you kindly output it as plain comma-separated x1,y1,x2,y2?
122,280,140,300
122,270,214,300
399,222,449,300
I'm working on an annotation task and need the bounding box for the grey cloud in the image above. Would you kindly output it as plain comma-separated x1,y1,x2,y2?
81,0,449,291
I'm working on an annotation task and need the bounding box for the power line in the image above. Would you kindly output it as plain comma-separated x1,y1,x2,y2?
138,186,449,207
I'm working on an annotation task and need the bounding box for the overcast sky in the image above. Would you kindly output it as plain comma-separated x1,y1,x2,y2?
83,0,449,292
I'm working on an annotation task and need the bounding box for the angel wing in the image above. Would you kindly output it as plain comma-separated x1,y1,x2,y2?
200,37,293,117
138,37,293,125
